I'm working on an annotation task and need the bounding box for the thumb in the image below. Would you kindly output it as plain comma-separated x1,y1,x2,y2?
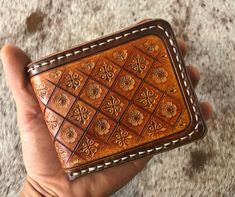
0,44,36,110
0,44,42,125
1,44,62,176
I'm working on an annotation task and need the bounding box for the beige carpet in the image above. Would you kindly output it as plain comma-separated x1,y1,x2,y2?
0,0,234,196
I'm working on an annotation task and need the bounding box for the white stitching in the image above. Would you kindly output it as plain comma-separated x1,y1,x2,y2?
27,67,33,72
69,23,202,177
50,59,56,63
176,55,180,62
169,38,174,46
187,89,190,96
172,139,179,144
157,25,164,30
132,30,140,34
188,131,195,137
140,27,148,31
82,47,89,51
190,97,194,104
164,142,171,147
104,161,112,166
57,56,65,60
74,22,202,177
155,147,163,151
88,167,96,172
90,44,98,48
72,172,80,176
107,38,114,42
178,63,182,70
115,36,123,40
147,149,154,153
97,164,104,168
65,53,73,57
81,169,87,174
28,24,201,178
165,31,170,38
74,50,81,54
138,151,146,155
130,153,137,157
121,156,128,161
99,42,106,46
113,159,120,163
149,25,156,29
124,33,131,37
27,25,159,72
180,136,188,141
41,62,49,66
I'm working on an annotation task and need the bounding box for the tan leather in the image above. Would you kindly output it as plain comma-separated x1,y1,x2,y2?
27,19,207,180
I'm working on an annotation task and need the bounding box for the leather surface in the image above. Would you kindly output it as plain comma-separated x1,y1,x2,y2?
28,19,206,179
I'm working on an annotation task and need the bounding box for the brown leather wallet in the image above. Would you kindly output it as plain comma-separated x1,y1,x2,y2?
27,19,207,180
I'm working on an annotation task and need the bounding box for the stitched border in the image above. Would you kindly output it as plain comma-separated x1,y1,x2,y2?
28,24,201,179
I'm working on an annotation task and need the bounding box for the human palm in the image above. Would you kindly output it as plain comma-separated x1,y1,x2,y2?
1,39,212,197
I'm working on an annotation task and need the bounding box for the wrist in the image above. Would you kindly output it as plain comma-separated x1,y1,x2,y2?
20,175,74,197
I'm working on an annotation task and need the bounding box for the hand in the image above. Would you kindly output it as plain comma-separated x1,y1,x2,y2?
1,39,212,197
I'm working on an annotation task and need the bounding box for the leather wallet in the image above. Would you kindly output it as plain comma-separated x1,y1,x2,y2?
27,19,207,180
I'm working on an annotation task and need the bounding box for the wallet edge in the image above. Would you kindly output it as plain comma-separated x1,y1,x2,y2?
26,19,207,180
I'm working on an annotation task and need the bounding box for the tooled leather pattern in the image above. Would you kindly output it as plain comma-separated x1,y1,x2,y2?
30,35,191,173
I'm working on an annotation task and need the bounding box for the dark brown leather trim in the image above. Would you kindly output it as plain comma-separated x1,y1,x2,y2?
27,19,207,180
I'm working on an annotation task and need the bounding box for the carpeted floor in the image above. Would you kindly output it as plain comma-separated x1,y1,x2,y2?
0,0,234,196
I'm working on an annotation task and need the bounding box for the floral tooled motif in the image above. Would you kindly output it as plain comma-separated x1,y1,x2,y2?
55,144,67,161
148,120,166,138
49,70,62,80
34,82,48,99
166,85,177,94
86,83,102,99
103,96,124,116
94,119,110,135
137,88,157,109
61,127,78,144
127,109,144,126
82,61,95,70
143,42,159,52
114,128,132,147
65,71,82,90
113,50,128,61
54,93,69,108
98,62,115,82
161,102,177,119
119,75,135,91
45,112,58,131
70,104,91,124
80,136,99,157
152,67,168,83
129,54,149,74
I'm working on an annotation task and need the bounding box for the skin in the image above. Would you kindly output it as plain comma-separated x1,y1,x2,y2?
0,33,212,196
